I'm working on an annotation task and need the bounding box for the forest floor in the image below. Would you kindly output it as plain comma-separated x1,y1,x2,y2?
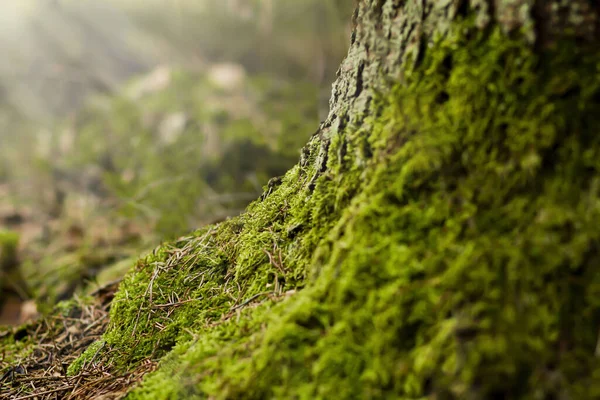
0,280,150,399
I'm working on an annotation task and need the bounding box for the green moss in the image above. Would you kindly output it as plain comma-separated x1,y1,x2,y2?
95,17,600,399
55,298,86,317
0,328,34,379
67,340,105,376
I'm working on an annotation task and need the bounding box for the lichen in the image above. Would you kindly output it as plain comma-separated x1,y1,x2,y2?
76,14,600,399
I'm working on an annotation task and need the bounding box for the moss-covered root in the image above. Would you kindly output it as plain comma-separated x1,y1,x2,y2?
86,16,600,400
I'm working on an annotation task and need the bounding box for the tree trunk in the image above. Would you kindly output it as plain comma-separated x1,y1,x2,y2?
10,1,600,398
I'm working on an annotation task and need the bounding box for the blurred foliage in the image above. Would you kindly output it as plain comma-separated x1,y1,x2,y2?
0,0,352,121
0,0,351,314
54,67,319,236
111,0,353,80
0,1,151,120
0,65,322,308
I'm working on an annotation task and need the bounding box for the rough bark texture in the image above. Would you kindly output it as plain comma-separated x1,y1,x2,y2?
324,0,600,133
4,1,600,398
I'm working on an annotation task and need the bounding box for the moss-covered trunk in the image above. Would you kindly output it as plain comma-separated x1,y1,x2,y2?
5,1,600,398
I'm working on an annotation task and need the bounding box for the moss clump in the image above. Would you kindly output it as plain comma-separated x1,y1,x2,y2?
67,339,105,376
86,18,600,399
54,296,92,317
0,328,34,377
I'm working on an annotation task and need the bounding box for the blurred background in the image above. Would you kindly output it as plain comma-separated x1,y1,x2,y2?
0,0,353,324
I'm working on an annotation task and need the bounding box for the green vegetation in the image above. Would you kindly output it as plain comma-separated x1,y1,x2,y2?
76,18,600,398
0,67,321,308
0,0,351,312
57,69,320,237
66,339,105,377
